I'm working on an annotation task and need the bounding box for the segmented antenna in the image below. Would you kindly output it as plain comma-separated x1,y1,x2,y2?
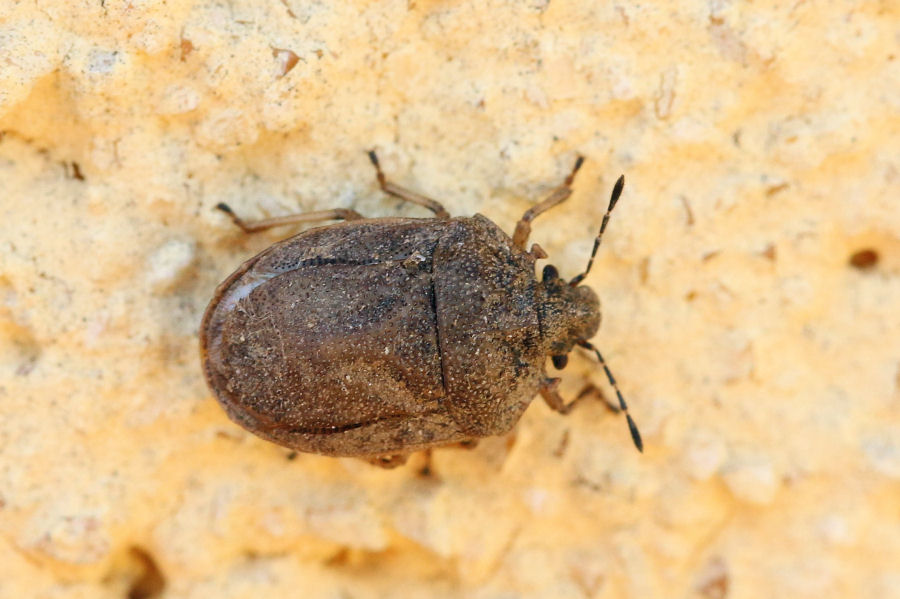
577,339,643,452
569,175,625,287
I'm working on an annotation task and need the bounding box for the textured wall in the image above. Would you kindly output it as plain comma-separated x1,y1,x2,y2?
1,1,898,598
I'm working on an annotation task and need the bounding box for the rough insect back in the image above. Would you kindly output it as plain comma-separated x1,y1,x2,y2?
200,152,642,467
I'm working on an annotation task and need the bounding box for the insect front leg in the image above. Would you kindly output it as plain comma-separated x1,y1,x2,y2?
540,378,624,413
512,156,584,249
540,377,582,414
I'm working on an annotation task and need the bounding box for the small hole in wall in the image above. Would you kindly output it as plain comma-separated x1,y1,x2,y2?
127,547,165,599
848,248,879,270
695,556,729,599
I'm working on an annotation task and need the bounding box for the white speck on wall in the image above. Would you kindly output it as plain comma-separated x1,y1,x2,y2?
158,84,201,115
861,429,900,479
681,428,727,481
721,452,778,505
87,49,119,75
145,238,197,292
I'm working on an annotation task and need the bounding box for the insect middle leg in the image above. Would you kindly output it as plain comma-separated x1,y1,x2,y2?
215,203,364,234
512,156,585,249
415,440,479,477
368,151,451,218
367,453,410,469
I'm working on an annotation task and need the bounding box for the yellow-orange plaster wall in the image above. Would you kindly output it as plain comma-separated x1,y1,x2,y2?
1,1,898,598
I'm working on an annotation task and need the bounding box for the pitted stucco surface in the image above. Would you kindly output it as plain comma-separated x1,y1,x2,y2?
1,1,898,598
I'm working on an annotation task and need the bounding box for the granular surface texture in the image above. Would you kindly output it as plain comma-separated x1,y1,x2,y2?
0,1,898,598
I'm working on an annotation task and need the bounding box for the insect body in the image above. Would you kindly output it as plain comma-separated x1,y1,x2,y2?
200,152,641,467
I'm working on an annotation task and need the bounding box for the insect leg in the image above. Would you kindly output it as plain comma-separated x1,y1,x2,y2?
539,377,580,414
512,156,584,249
542,377,627,414
368,151,451,218
366,453,410,469
418,448,434,477
215,203,364,234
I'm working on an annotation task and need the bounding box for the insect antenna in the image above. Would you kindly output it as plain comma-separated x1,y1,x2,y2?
569,175,625,286
576,339,643,452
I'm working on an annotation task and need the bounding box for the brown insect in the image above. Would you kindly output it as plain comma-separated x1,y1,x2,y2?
200,152,642,468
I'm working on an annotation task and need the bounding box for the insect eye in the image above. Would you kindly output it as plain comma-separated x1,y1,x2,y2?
542,265,559,282
552,354,568,370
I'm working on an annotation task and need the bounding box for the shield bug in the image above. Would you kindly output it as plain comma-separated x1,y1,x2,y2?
200,152,642,467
